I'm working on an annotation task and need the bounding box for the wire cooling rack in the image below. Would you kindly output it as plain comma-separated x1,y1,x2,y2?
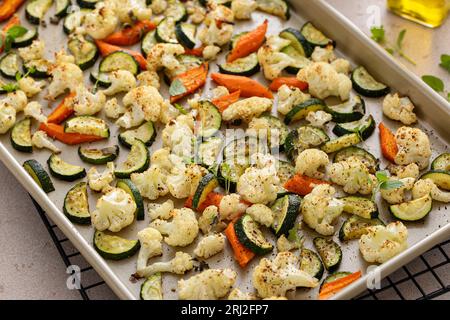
31,198,450,300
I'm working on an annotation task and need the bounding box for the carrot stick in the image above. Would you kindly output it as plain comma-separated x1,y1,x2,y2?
0,0,25,22
170,63,208,103
225,221,255,268
183,45,205,57
319,271,362,300
185,191,224,213
212,90,241,112
379,123,398,163
46,92,76,124
103,20,156,46
284,174,330,196
95,40,147,70
269,77,309,91
227,19,268,63
211,73,273,99
39,123,105,145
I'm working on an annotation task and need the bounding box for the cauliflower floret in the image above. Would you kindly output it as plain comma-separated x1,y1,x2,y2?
331,58,351,74
383,93,417,125
104,98,126,119
18,40,44,62
83,2,119,39
47,59,83,100
394,126,431,170
295,149,329,179
167,163,207,199
102,70,137,96
31,130,60,153
146,43,185,72
159,100,180,124
71,85,106,116
202,45,221,61
412,179,450,203
359,221,408,264
306,110,332,127
245,204,274,227
131,165,169,200
162,114,195,158
150,0,167,14
297,62,352,101
136,227,163,272
91,187,136,232
116,103,146,129
150,147,173,172
0,104,16,134
198,6,234,46
24,101,46,123
87,162,115,192
137,70,160,89
194,233,226,259
252,252,319,298
228,288,256,300
3,90,27,112
380,177,415,204
231,0,257,20
311,45,336,63
257,35,296,80
54,49,75,64
328,156,377,195
150,208,199,247
18,77,45,97
148,200,174,220
178,268,237,300
111,0,152,23
276,84,311,115
387,163,420,179
222,97,272,122
137,251,194,277
198,205,219,234
219,193,248,221
122,86,167,123
186,0,206,24
302,184,344,235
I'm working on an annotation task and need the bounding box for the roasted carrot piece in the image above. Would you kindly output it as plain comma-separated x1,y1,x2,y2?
212,90,241,112
39,123,105,145
211,73,273,99
379,123,398,163
183,45,205,56
319,271,362,300
170,63,208,103
227,19,268,63
269,77,309,91
95,40,147,70
185,191,224,213
103,20,156,46
284,174,330,196
46,92,76,124
225,221,255,268
0,0,25,22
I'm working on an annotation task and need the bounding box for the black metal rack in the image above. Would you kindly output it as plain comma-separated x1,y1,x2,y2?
32,198,450,300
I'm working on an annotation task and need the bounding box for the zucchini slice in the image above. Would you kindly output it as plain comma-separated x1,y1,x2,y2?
256,0,290,20
334,146,379,174
390,194,432,221
300,22,335,48
164,54,203,83
197,137,222,167
11,118,32,153
192,173,219,210
321,133,361,154
420,171,450,191
68,37,99,70
12,28,38,48
114,140,150,178
223,136,268,161
140,273,163,300
116,179,145,221
99,51,139,76
431,154,450,171
300,248,324,280
164,0,188,22
197,100,222,138
23,59,50,78
284,98,326,125
279,28,313,58
276,160,295,185
333,115,375,141
313,237,342,272
63,9,90,34
118,121,156,148
340,196,378,219
282,45,311,74
63,182,91,224
256,113,289,151
0,52,21,79
89,71,112,88
141,30,158,57
352,66,390,98
78,145,119,164
48,154,86,182
218,160,248,193
55,0,71,18
325,95,366,124
339,215,384,241
271,194,301,237
235,214,273,255
77,0,100,9
155,17,178,43
93,230,140,260
25,0,53,24
175,22,196,49
219,53,260,77
284,126,329,160
23,159,55,193
64,116,110,138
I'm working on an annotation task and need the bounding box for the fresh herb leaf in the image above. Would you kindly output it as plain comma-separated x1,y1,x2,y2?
370,26,385,43
447,93,450,102
169,78,187,97
380,180,404,190
174,103,188,115
440,54,450,73
6,26,27,39
4,36,13,53
422,75,445,92
375,171,389,183
386,48,394,55
1,83,19,92
396,29,406,49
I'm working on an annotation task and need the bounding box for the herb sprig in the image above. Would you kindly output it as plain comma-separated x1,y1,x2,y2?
370,26,416,65
0,26,28,53
371,171,404,201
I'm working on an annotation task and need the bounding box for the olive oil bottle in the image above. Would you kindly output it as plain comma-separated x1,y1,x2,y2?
387,0,449,27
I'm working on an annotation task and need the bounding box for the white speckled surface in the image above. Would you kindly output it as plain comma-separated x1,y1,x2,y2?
0,0,448,299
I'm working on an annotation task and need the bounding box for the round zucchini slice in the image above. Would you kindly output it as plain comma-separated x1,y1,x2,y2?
140,273,163,300
300,22,335,48
155,17,178,43
116,179,145,221
325,95,366,124
235,214,273,255
25,0,53,25
23,59,50,78
300,248,324,280
340,196,378,219
12,28,38,48
390,195,432,221
271,194,301,237
313,237,342,272
223,136,268,161
219,53,260,77
197,101,222,138
284,126,329,160
249,113,289,151
321,133,361,154
192,173,219,210
55,0,71,18
118,121,156,148
218,160,248,193
351,66,390,98
175,22,196,49
164,0,188,22
64,116,110,138
141,30,158,57
63,9,90,34
339,215,384,241
78,145,119,164
282,45,311,74
276,160,295,185
333,115,375,141
334,146,379,174
0,52,21,79
90,71,112,88
279,28,313,58
420,171,450,191
431,153,450,171
23,159,55,193
256,0,290,20
99,51,140,76
114,140,150,178
284,98,326,124
63,182,91,224
48,154,86,182
68,37,99,70
77,0,101,9
93,230,140,260
11,118,32,153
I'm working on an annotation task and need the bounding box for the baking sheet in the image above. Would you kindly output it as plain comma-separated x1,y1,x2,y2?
0,0,449,300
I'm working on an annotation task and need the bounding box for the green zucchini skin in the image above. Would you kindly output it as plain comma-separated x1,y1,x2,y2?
313,237,342,272
114,140,150,179
340,196,379,219
47,154,86,182
279,28,313,57
284,126,329,160
12,28,39,48
234,214,273,255
0,52,21,79
99,51,140,76
93,230,140,260
219,53,260,77
23,60,50,78
116,179,145,221
320,272,352,290
68,37,99,70
192,173,219,209
339,215,384,241
334,146,379,174
196,101,222,138
26,0,53,25
55,0,71,18
420,170,450,191
271,194,301,237
77,0,100,9
300,21,336,48
11,118,33,153
431,153,450,171
389,195,432,221
175,22,196,49
325,96,366,124
118,121,157,149
78,145,119,165
300,248,324,280
89,72,112,88
351,66,390,98
321,133,361,154
140,273,163,300
63,182,91,225
23,159,55,193
332,115,376,141
284,99,326,125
